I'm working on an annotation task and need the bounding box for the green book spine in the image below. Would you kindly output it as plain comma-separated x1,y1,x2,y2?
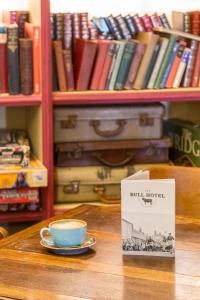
143,40,161,88
154,35,177,89
114,41,137,90
108,42,126,90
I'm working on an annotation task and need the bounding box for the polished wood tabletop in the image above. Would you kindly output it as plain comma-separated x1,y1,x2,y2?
0,204,200,300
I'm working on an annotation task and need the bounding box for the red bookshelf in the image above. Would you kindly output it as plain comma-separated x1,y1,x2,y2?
53,89,200,105
0,95,42,107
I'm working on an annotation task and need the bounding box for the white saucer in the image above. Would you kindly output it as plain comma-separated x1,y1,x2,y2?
40,235,96,255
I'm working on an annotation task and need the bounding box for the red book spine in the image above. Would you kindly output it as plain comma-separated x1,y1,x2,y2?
132,14,145,32
75,40,98,91
190,11,200,35
98,42,116,90
63,48,75,91
0,43,8,93
141,14,153,32
90,41,110,90
191,42,200,87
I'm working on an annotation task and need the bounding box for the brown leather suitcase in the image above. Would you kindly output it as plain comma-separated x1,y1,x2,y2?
55,137,172,167
54,103,165,143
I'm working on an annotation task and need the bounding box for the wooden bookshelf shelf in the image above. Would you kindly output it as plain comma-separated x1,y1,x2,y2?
0,94,42,107
53,89,200,105
0,210,44,223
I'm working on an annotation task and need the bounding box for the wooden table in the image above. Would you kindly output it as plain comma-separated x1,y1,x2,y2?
0,205,200,300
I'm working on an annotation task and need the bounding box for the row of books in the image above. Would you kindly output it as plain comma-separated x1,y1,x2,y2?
172,10,200,35
52,30,200,92
0,10,40,95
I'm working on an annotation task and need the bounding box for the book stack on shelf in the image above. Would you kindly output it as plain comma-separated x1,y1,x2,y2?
50,10,200,93
0,129,47,213
0,10,40,96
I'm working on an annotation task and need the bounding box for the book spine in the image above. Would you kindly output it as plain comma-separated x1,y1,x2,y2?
159,13,171,29
124,43,146,89
63,48,74,91
0,43,8,93
63,13,72,49
98,42,116,90
190,11,200,35
33,27,40,94
124,15,137,37
147,38,169,89
105,43,120,90
19,38,33,95
89,25,99,40
159,42,179,89
132,14,145,32
7,25,20,95
141,14,153,32
53,40,67,91
76,41,98,91
183,12,191,33
106,15,123,40
115,15,132,39
150,13,163,28
115,41,137,90
154,35,177,89
55,13,64,41
143,41,161,88
52,45,58,91
172,48,191,88
18,11,29,38
108,42,126,90
182,39,198,87
90,41,109,90
0,188,39,204
80,12,90,40
191,42,200,87
50,13,56,40
165,41,186,88
72,13,81,48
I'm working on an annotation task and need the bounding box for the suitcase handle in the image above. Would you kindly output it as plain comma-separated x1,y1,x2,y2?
90,120,126,137
94,186,120,204
93,151,135,167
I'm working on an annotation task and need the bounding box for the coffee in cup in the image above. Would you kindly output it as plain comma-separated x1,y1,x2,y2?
40,219,87,247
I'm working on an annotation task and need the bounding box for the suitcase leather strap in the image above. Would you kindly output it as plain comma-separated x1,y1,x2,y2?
94,186,120,204
93,151,135,167
90,120,126,137
0,227,8,239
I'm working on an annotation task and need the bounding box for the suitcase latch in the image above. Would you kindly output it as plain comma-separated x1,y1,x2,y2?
60,115,77,129
139,113,154,126
67,145,83,159
63,181,80,194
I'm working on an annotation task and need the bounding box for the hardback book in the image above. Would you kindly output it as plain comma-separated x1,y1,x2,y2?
80,12,90,40
154,34,177,89
132,14,145,32
133,32,160,90
50,13,56,40
0,42,8,93
72,13,81,43
7,24,20,95
192,42,200,87
182,39,198,87
2,10,18,24
19,38,33,95
147,37,169,89
183,12,191,33
63,13,72,50
75,39,98,90
55,13,64,41
141,14,154,32
24,22,40,94
62,48,74,91
143,40,161,88
106,15,123,40
115,14,132,40
90,40,110,90
121,169,175,257
159,41,179,89
165,40,186,88
172,47,191,88
190,11,200,36
106,41,126,90
53,40,67,92
124,42,146,90
115,40,138,90
18,11,29,38
124,15,137,37
98,42,116,90
159,13,171,29
171,11,184,31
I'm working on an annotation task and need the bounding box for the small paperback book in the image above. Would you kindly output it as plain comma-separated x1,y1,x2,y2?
121,170,175,257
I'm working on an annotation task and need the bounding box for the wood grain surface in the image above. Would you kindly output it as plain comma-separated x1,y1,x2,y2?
0,204,200,300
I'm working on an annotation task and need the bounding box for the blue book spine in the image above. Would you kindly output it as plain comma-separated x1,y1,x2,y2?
91,18,104,33
99,17,112,34
159,42,179,89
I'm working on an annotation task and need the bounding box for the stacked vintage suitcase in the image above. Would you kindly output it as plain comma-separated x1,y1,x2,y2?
54,103,172,205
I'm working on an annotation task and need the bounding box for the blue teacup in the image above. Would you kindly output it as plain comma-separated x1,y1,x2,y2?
40,219,87,248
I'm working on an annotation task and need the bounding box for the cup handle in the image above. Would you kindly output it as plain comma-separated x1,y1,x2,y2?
40,227,54,246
